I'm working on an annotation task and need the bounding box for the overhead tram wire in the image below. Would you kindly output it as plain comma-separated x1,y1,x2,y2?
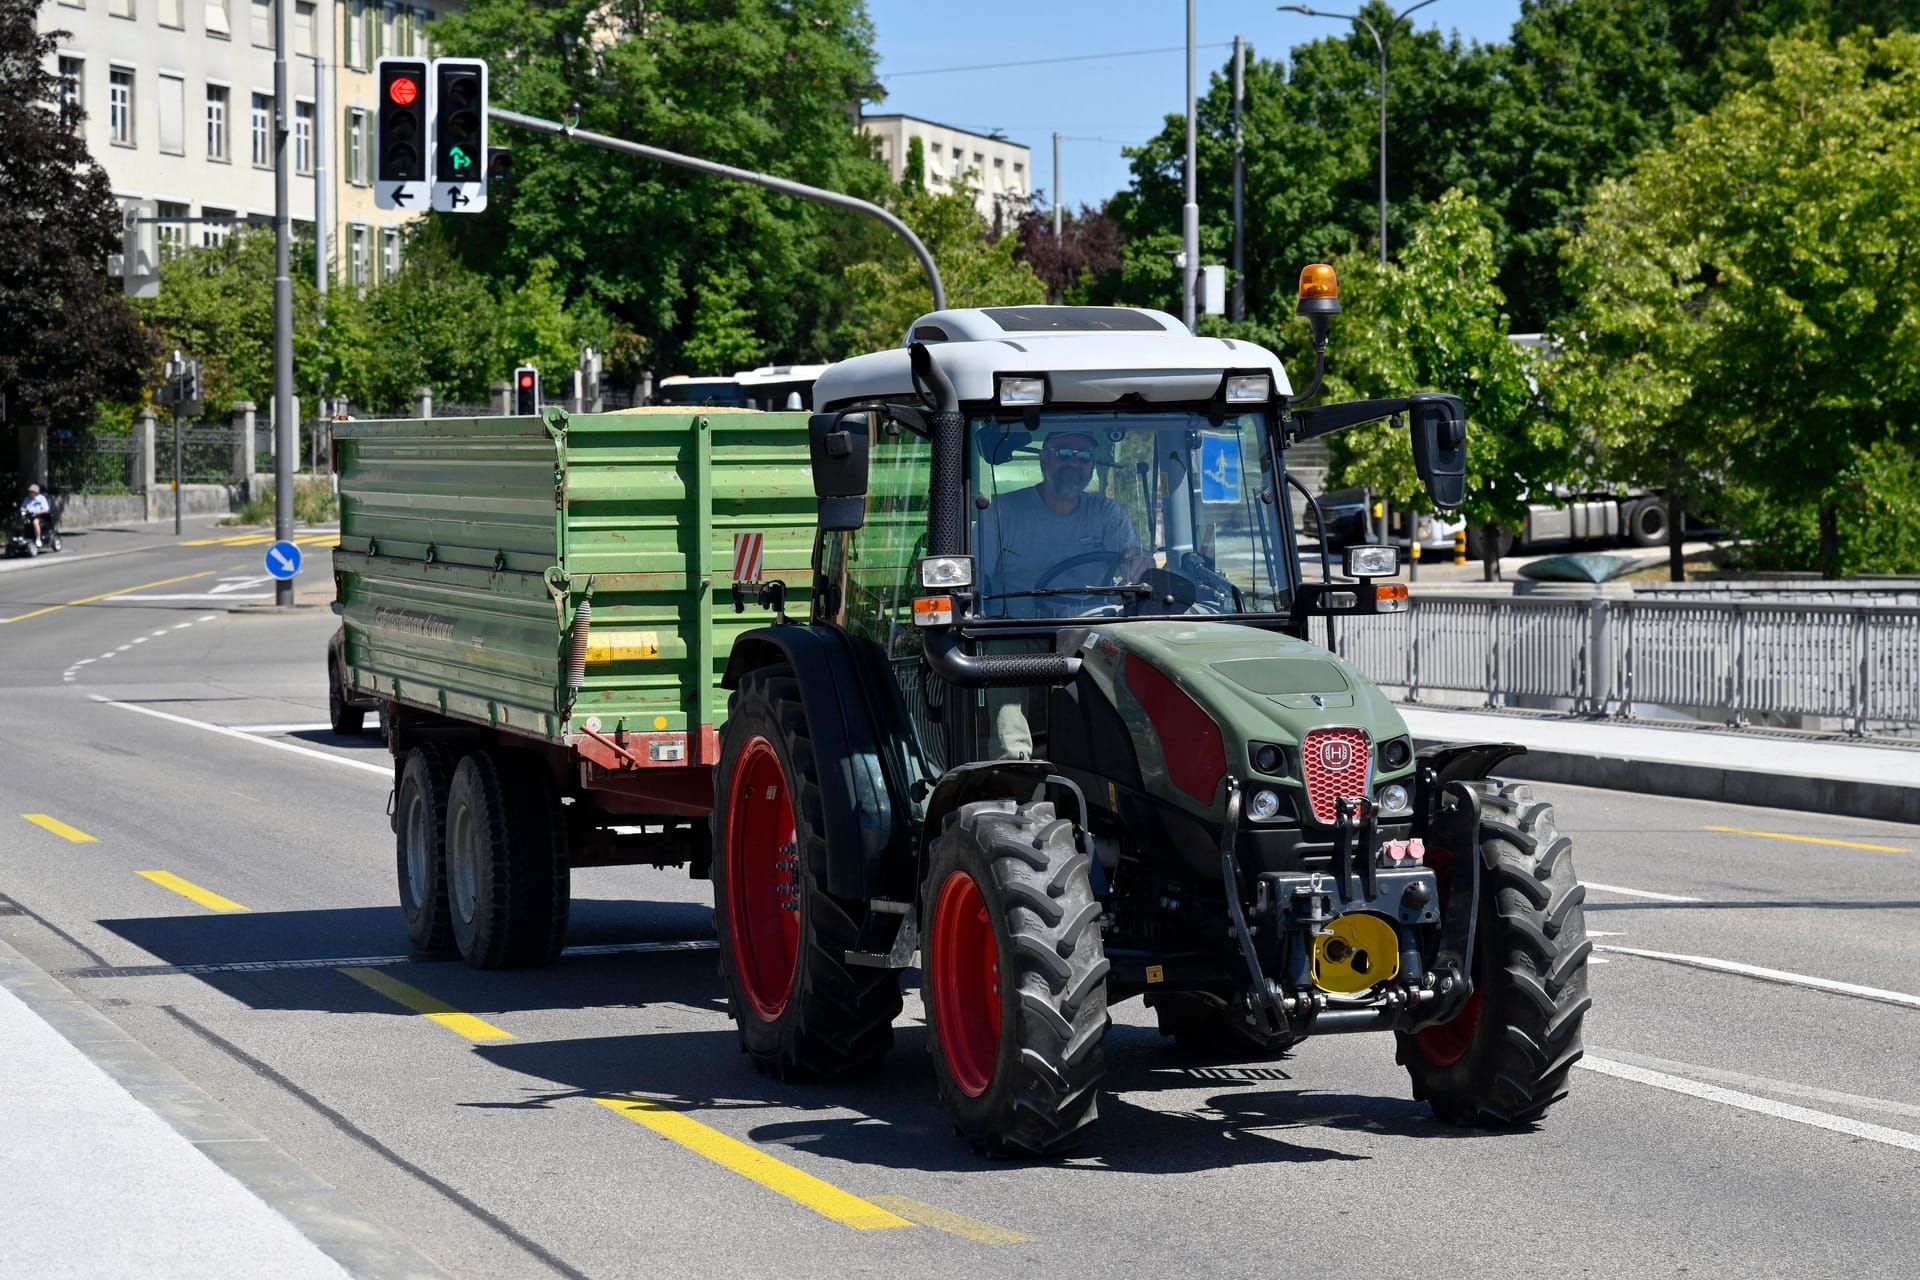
879,43,1234,80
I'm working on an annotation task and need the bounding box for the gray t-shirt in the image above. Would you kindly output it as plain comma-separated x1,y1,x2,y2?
975,486,1141,616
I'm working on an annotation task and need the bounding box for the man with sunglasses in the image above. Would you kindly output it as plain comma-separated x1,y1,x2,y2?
975,428,1153,619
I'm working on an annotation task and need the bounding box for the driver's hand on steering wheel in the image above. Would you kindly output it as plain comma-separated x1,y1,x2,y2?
1120,547,1155,579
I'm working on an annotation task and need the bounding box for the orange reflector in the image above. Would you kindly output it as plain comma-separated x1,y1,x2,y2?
1299,263,1339,300
1377,583,1410,612
913,595,954,627
1378,584,1408,601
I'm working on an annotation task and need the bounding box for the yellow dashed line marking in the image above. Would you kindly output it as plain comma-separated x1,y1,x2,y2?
866,1194,1037,1244
137,870,249,912
0,572,216,624
1705,826,1908,854
21,814,98,843
338,967,515,1041
595,1096,913,1231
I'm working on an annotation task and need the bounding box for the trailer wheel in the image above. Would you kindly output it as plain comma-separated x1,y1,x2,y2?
1626,498,1669,547
395,744,459,955
328,660,365,735
924,799,1109,1156
712,667,902,1078
1396,781,1592,1125
445,749,570,969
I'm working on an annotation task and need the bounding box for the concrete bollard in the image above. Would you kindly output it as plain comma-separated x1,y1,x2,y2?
413,386,433,420
490,381,510,417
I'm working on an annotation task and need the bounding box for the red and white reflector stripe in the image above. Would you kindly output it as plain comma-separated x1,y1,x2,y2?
733,532,764,584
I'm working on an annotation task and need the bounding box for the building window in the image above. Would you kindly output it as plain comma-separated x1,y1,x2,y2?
251,92,272,167
383,228,400,278
294,101,313,173
57,57,82,133
200,207,233,248
156,201,189,258
251,0,274,47
348,224,368,289
110,0,134,17
158,72,185,155
206,85,228,160
345,0,367,69
346,108,367,184
205,1,230,37
295,2,315,55
393,4,412,54
109,68,134,146
160,0,184,27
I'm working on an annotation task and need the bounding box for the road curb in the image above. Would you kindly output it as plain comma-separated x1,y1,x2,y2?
1415,739,1920,824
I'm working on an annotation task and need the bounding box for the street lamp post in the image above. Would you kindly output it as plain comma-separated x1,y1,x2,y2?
1279,0,1438,265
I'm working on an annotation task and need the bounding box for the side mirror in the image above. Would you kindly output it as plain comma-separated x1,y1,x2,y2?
808,408,872,531
1408,394,1467,510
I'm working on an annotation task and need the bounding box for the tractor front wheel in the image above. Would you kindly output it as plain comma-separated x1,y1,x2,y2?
1396,781,1592,1125
711,666,901,1079
923,799,1109,1156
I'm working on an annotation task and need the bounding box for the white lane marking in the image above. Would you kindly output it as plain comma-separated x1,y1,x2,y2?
115,645,131,652
105,592,272,602
171,622,193,630
150,629,170,637
111,576,272,603
89,696,391,777
1580,1056,1920,1154
197,615,216,622
98,652,115,659
1595,945,1920,1009
1582,882,1702,902
131,637,147,644
1597,1048,1920,1122
74,658,95,666
232,723,333,734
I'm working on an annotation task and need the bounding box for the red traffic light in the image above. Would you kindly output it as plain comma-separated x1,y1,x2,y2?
519,374,534,388
388,76,418,106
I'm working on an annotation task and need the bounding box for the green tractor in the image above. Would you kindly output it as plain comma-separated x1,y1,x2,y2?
712,274,1591,1154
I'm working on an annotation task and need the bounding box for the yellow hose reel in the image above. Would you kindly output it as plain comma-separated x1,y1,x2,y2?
1310,912,1402,994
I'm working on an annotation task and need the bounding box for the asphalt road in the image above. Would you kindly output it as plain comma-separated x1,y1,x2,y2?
3,523,1917,1279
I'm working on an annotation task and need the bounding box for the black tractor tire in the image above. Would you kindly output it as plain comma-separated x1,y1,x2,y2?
394,743,460,956
1147,992,1290,1057
444,749,570,970
923,799,1110,1156
1396,781,1591,1125
328,660,365,735
1626,498,1669,548
711,666,902,1079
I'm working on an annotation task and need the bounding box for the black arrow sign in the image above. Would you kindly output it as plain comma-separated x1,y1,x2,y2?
447,188,471,208
389,185,413,205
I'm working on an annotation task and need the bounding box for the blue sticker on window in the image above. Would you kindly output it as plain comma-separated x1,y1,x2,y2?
1200,434,1241,503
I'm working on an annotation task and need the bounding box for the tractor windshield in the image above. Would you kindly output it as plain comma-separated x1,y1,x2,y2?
970,409,1295,621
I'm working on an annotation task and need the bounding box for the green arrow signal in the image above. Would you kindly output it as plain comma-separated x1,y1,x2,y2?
449,146,472,171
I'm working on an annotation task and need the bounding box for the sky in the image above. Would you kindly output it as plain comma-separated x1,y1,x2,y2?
869,1,1524,214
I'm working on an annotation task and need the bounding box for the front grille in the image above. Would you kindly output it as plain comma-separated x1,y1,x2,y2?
1300,726,1372,824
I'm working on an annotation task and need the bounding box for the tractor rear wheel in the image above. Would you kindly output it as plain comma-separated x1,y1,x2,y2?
712,666,901,1079
923,799,1109,1156
444,749,571,969
1396,781,1591,1125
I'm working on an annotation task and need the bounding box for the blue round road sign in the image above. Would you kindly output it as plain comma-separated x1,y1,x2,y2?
265,540,303,580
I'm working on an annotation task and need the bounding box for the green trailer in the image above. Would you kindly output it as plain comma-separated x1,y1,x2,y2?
330,406,813,966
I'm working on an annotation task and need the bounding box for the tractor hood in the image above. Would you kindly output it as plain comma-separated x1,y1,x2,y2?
1072,620,1414,828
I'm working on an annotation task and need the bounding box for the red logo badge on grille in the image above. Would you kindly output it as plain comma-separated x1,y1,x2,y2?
1319,739,1355,772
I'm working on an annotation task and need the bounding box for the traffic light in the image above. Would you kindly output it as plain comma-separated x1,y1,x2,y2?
374,58,429,210
432,59,488,212
514,366,540,415
181,359,201,409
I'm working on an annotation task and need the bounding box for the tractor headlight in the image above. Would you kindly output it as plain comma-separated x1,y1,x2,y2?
918,555,975,589
1377,783,1411,816
1344,544,1401,578
1250,742,1287,776
1224,373,1272,404
1380,737,1412,770
996,375,1045,406
1248,789,1284,820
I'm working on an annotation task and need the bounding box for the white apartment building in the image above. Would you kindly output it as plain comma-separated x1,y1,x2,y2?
860,114,1032,229
38,0,459,289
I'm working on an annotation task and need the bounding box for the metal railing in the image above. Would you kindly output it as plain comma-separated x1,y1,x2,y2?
1333,594,1920,736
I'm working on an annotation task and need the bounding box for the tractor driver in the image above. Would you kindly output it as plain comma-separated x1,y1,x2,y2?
975,428,1153,619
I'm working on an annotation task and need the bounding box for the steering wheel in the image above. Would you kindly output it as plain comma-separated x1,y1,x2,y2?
1034,549,1125,592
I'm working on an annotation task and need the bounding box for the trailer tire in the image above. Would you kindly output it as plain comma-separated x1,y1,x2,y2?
445,749,570,970
924,799,1109,1156
1626,498,1669,548
328,659,365,735
395,743,459,956
1396,781,1591,1125
712,667,902,1079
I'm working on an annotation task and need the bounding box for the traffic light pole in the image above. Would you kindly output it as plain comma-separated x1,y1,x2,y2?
272,0,294,607
487,107,948,311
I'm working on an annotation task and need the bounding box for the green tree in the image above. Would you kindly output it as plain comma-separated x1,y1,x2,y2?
1,0,157,486
1553,30,1920,577
428,0,889,372
828,185,1046,356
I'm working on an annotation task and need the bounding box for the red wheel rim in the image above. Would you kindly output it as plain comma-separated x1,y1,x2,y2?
929,870,1001,1097
1414,842,1481,1066
725,736,800,1021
